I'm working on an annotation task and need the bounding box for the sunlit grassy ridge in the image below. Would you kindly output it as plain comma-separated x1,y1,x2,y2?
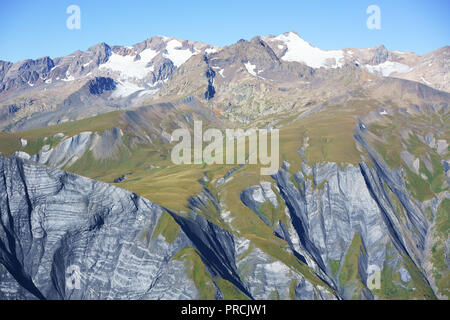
338,233,368,299
369,108,449,202
0,98,385,211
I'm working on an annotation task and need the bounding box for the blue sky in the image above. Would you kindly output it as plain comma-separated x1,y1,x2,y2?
0,0,448,62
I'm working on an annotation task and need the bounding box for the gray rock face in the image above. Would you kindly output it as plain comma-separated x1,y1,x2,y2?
436,139,449,156
12,128,127,168
169,211,253,299
30,131,93,168
0,61,13,84
187,171,340,300
269,163,389,298
401,150,420,174
151,58,176,83
399,267,411,283
0,144,439,300
369,45,390,65
233,239,336,300
240,153,435,299
0,57,54,93
0,156,199,300
355,130,429,262
1,156,334,300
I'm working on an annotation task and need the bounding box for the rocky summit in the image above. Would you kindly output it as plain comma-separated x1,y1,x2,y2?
0,29,448,300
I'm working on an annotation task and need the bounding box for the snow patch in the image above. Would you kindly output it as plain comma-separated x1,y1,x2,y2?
111,81,145,98
163,39,195,67
244,62,258,76
205,48,218,54
364,61,411,77
244,62,267,80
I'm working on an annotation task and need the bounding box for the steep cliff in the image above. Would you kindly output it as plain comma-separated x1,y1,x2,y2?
0,156,198,299
0,156,339,300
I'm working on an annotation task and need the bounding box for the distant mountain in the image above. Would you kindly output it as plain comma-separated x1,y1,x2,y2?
0,31,448,132
262,31,447,92
0,36,217,131
392,46,450,93
0,37,217,96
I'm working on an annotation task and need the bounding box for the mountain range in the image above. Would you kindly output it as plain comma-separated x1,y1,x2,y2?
0,31,448,131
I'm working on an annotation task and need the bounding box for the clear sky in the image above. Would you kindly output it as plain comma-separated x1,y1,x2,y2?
0,0,448,62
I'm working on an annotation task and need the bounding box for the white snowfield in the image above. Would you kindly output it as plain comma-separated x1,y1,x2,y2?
364,61,411,77
99,48,158,80
205,48,218,54
163,39,196,67
273,32,344,69
111,80,145,98
98,37,214,82
97,38,205,97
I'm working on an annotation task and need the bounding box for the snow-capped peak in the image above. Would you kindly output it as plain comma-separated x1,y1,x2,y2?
93,36,219,98
271,31,344,69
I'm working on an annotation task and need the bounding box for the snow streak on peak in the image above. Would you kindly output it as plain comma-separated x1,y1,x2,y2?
244,62,258,76
163,39,196,67
272,31,344,69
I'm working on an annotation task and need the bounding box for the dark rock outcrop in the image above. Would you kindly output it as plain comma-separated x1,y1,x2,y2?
88,77,116,95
